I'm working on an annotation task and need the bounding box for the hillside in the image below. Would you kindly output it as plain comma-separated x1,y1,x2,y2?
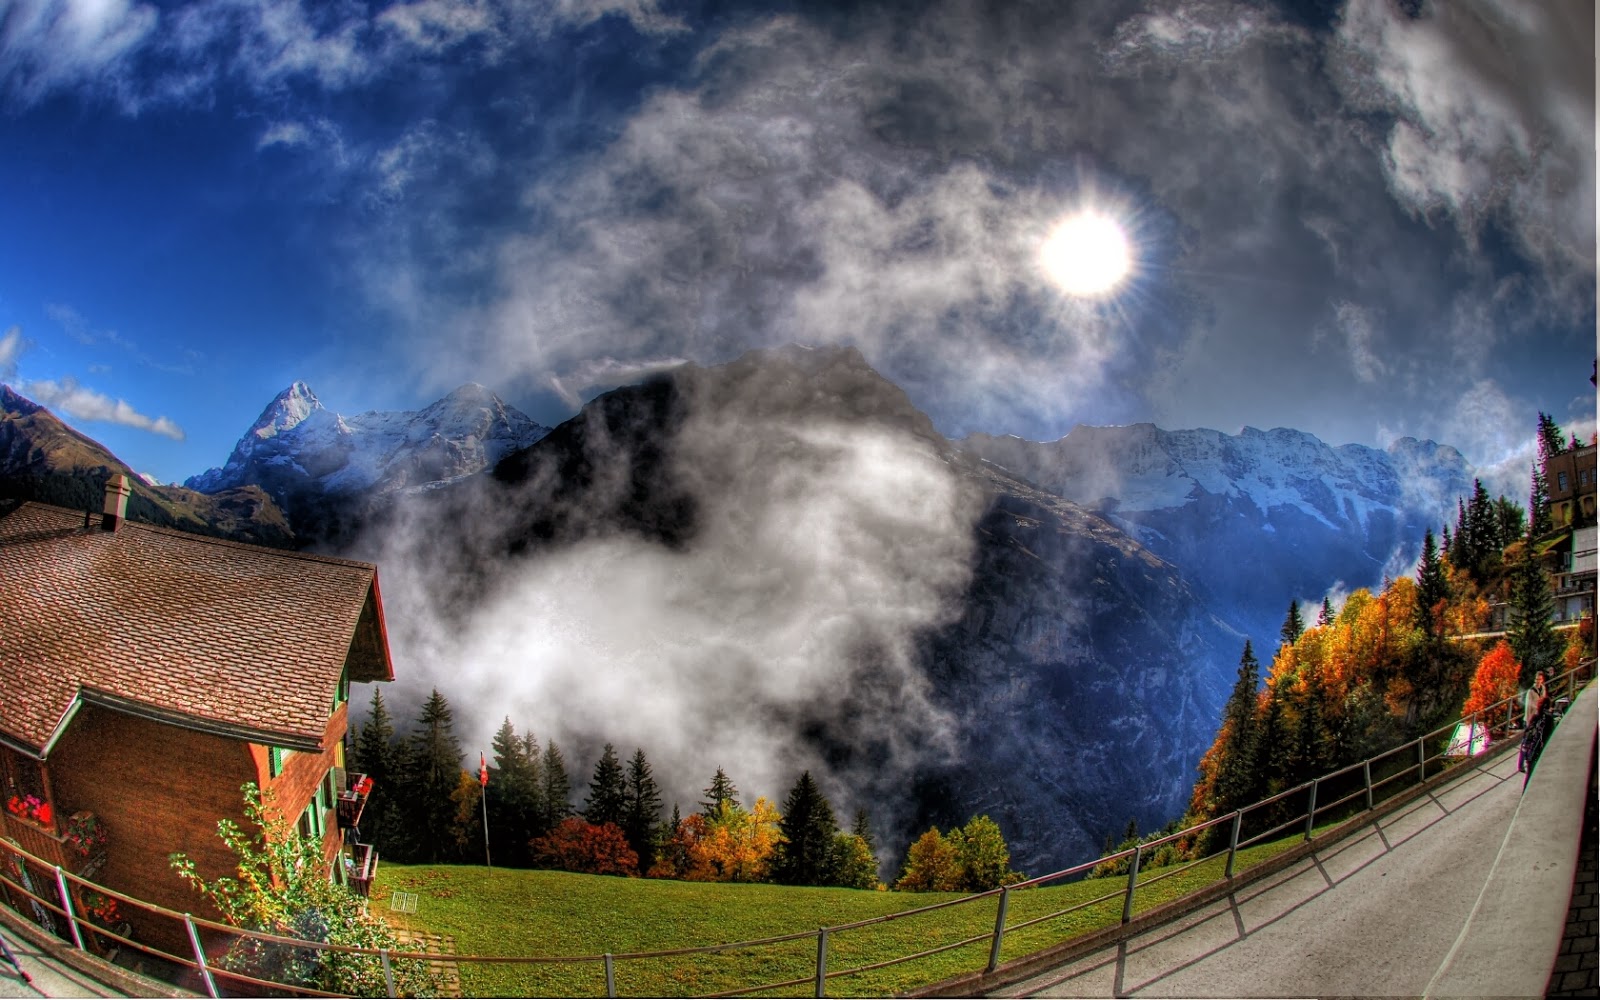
0,384,294,546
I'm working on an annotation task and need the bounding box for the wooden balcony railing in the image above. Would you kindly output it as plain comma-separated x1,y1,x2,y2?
336,772,371,830
346,840,378,898
0,809,106,879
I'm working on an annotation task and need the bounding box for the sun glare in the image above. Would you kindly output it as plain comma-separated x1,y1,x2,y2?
1040,211,1132,297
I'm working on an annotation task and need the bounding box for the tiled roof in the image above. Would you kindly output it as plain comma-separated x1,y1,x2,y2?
0,501,394,755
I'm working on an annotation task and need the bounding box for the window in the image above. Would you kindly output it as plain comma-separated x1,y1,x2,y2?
1558,471,1569,491
268,747,290,778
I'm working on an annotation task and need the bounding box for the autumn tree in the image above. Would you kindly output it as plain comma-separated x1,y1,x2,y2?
951,816,1022,891
895,828,961,892
530,818,639,877
449,770,485,862
584,744,628,830
774,771,838,886
1462,641,1521,722
829,831,880,890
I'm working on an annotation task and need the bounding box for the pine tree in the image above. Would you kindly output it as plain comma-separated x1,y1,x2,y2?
1281,601,1305,649
700,767,741,818
1466,479,1495,577
1506,544,1562,687
540,739,572,831
852,809,876,856
1292,667,1331,781
1537,412,1567,462
1530,465,1553,538
1215,641,1261,811
622,748,663,874
1414,529,1447,638
406,689,464,863
349,688,407,857
1493,497,1525,552
1449,498,1469,568
584,744,628,829
774,771,838,886
1318,597,1335,628
487,719,541,867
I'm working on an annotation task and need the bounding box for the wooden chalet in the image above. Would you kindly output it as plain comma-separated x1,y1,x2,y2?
0,476,394,953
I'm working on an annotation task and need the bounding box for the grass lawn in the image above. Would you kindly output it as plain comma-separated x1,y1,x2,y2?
373,831,1311,998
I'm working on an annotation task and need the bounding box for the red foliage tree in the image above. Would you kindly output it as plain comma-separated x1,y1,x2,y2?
529,818,639,877
1462,640,1521,721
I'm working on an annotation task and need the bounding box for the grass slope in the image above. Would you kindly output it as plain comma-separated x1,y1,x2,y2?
374,833,1305,998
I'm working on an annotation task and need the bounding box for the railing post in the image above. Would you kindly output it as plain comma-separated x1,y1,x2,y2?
604,952,616,998
1468,713,1478,759
380,947,397,998
1363,759,1373,811
1417,737,1426,781
1121,846,1142,924
184,913,220,999
986,887,1010,973
1225,811,1243,879
53,866,85,951
815,928,828,998
1304,779,1319,841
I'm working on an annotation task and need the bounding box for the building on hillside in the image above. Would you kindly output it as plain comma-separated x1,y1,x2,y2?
0,476,393,955
1553,525,1598,624
1544,442,1597,529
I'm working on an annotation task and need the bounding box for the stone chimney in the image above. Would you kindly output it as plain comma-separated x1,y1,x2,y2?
102,473,131,532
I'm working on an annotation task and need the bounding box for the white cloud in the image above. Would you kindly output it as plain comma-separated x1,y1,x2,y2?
1331,300,1385,384
0,0,158,107
0,326,23,382
17,376,185,440
545,356,688,409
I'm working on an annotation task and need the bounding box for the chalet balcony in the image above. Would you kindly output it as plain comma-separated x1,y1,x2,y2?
0,807,108,880
336,772,372,830
345,840,379,898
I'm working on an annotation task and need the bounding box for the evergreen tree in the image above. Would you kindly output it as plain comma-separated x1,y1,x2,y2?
1215,641,1261,811
486,719,542,867
1414,530,1448,637
1466,479,1495,576
1493,497,1525,551
700,767,741,818
1318,597,1335,628
1506,546,1562,687
540,739,572,831
852,808,876,856
1441,523,1452,557
1280,601,1305,649
1292,667,1331,780
1537,412,1567,462
622,748,663,873
1250,681,1287,803
583,744,628,829
1449,498,1469,568
349,688,408,857
1530,465,1553,538
774,771,839,886
405,689,464,863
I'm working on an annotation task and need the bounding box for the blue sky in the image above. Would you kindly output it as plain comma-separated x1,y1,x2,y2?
0,0,1594,490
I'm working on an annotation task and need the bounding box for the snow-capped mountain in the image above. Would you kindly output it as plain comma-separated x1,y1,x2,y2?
963,424,1474,648
185,381,550,511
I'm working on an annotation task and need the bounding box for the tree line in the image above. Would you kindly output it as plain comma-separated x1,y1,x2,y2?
346,692,1022,892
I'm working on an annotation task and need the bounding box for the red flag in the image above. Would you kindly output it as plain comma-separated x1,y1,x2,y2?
479,751,489,788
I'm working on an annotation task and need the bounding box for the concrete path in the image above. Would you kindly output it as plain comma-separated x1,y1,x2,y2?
996,692,1594,999
0,926,125,999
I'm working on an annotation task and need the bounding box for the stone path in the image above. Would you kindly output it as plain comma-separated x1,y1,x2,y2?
395,928,464,999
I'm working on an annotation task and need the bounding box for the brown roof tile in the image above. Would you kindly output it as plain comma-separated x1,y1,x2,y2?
0,502,394,754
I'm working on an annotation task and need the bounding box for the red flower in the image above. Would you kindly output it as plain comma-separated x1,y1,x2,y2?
35,803,52,826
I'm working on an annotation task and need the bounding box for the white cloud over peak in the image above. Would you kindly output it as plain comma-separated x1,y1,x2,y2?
17,376,186,440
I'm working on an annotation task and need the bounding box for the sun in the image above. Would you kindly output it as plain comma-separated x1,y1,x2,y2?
1040,211,1133,297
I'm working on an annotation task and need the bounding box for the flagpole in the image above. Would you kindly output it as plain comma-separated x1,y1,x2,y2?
479,751,492,870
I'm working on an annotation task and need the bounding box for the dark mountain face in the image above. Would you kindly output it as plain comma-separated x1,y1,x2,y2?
0,384,293,547
346,346,1237,874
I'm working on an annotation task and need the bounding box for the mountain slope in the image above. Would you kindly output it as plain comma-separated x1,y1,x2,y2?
0,384,293,546
351,346,1238,873
963,424,1472,647
183,381,550,539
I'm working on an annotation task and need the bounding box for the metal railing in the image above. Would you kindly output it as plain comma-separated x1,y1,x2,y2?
1,662,1589,998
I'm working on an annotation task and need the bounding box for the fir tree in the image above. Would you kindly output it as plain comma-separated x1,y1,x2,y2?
1506,545,1562,687
1440,523,1452,557
1537,412,1567,462
1466,479,1495,576
1449,498,1469,568
406,689,464,863
852,808,876,856
1215,641,1261,811
1530,465,1553,538
1493,497,1525,552
700,767,741,818
1280,601,1305,649
1414,529,1447,637
1318,597,1335,628
583,744,628,829
349,688,406,856
540,739,572,830
774,771,838,886
487,718,542,867
622,748,663,873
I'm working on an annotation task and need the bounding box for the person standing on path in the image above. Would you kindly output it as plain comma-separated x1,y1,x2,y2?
1520,670,1552,784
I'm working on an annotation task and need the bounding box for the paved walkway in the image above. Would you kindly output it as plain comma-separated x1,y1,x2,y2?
994,687,1595,999
0,926,126,999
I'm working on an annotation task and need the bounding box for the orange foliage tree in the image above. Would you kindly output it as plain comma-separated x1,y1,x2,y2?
647,798,783,883
529,818,639,876
1462,641,1521,721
